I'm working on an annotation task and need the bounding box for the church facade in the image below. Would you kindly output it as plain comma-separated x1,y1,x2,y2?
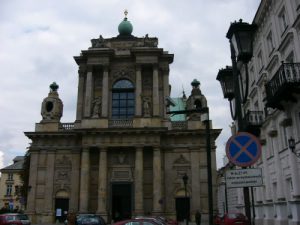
25,14,221,224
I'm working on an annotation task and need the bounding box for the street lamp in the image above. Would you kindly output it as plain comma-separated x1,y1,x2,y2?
288,137,299,157
182,173,189,225
217,19,256,225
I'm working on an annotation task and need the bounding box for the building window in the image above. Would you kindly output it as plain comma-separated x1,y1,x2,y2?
266,31,274,55
15,185,20,196
6,184,12,196
282,126,288,148
112,79,135,119
279,8,288,33
7,173,13,181
286,52,294,63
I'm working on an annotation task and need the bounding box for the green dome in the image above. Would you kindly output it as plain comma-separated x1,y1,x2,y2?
118,18,133,36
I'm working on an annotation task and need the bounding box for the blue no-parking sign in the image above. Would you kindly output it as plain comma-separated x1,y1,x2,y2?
226,132,261,167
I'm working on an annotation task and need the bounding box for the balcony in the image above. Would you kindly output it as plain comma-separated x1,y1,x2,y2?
59,123,74,130
242,111,264,137
265,63,300,110
171,121,187,130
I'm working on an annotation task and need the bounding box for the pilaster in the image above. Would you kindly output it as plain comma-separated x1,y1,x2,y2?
135,66,142,117
44,150,55,213
79,148,90,213
76,67,86,121
152,65,159,116
97,148,108,219
84,67,94,117
152,146,162,214
26,151,39,213
101,67,109,117
134,147,144,215
162,67,169,119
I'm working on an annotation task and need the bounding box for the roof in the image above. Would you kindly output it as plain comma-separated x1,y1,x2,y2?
1,157,24,172
170,97,187,121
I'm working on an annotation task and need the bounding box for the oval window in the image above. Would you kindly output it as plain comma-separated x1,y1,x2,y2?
46,101,54,112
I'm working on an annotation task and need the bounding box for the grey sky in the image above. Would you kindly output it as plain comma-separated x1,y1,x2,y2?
0,0,261,168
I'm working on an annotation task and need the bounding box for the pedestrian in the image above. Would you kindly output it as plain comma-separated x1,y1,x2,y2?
67,211,76,225
195,210,201,225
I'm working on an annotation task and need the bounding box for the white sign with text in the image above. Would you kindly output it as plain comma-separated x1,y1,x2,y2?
226,168,263,188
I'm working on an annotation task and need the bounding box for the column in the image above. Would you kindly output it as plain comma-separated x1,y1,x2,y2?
79,148,90,212
76,67,85,121
26,151,39,213
44,150,55,213
70,150,81,211
152,65,160,116
152,147,162,214
135,66,142,116
84,67,93,117
101,67,109,117
162,68,169,119
190,148,201,212
134,147,144,215
97,148,107,217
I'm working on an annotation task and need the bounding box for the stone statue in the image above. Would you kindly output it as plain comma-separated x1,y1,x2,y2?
90,35,106,48
143,97,151,117
92,97,101,118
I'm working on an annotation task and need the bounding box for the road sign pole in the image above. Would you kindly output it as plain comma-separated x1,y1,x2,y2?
226,132,262,225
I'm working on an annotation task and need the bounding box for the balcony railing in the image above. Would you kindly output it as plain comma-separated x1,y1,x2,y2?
242,110,264,137
265,63,300,109
108,119,133,128
171,121,187,130
59,123,75,130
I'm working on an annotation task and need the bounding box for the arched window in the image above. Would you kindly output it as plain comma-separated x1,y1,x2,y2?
112,79,135,119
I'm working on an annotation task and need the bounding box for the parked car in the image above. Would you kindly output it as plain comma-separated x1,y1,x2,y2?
134,216,166,225
155,216,178,225
213,214,222,225
113,218,161,225
65,214,106,225
221,212,249,225
0,213,31,225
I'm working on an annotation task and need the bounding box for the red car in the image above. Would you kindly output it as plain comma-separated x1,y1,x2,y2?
214,215,222,225
0,213,31,225
113,218,161,225
221,212,249,225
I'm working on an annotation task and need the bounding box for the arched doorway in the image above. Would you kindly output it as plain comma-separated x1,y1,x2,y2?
175,189,190,222
55,190,69,223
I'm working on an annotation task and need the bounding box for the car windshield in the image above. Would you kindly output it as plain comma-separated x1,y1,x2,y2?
227,213,243,219
17,214,29,220
5,215,16,221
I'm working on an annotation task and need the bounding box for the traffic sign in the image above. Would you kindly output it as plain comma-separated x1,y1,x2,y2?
226,168,263,188
226,132,261,167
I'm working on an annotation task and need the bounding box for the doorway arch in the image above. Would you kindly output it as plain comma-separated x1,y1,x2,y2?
55,190,69,223
175,188,190,222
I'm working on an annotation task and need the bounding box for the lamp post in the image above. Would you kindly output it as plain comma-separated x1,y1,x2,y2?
182,173,189,225
216,19,256,225
288,137,299,157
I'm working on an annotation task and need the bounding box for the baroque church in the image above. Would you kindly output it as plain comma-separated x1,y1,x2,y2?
25,12,221,224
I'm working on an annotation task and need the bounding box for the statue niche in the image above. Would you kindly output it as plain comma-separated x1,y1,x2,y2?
92,97,102,118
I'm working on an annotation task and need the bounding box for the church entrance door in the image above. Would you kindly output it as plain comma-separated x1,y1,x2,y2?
176,197,190,222
111,183,132,221
55,198,69,222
